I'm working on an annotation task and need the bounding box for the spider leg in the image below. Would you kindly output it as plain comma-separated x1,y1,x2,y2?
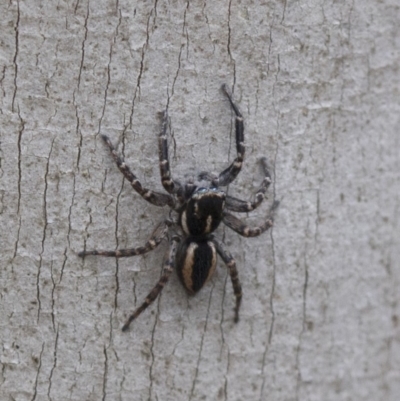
158,111,184,199
122,235,180,331
222,200,279,237
78,220,168,258
217,84,245,187
101,135,174,208
212,237,242,322
225,157,272,212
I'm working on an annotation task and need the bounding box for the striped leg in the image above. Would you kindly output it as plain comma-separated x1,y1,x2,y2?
122,236,180,331
217,84,245,187
212,238,242,322
222,200,279,237
158,111,183,198
101,135,174,208
225,157,272,212
78,221,168,258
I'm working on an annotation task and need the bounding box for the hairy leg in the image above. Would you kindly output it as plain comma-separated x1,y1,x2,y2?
217,84,245,187
158,111,183,200
223,200,279,237
122,235,180,331
79,221,168,258
102,135,174,207
225,157,272,212
212,237,242,322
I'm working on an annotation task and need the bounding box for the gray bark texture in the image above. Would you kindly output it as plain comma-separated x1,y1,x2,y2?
0,1,399,400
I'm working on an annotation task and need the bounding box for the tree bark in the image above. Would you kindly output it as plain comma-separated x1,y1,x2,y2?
0,1,399,400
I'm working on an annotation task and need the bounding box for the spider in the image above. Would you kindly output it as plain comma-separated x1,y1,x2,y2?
79,84,279,331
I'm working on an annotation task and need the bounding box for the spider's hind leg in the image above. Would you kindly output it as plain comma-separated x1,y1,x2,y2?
122,235,180,331
212,237,242,322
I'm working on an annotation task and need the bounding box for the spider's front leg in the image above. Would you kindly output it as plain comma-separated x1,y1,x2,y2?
223,200,280,237
225,157,272,213
79,220,168,258
101,135,174,208
122,235,180,331
216,84,245,187
158,111,183,200
212,238,242,322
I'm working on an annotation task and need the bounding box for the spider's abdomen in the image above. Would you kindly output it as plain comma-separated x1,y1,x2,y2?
176,238,217,294
180,188,226,236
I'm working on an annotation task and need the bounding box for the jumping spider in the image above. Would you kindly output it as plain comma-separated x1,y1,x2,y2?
79,85,279,331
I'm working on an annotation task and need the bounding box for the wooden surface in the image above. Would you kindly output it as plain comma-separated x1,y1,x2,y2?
0,1,399,400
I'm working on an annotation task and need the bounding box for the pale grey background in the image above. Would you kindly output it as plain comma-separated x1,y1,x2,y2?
0,1,399,400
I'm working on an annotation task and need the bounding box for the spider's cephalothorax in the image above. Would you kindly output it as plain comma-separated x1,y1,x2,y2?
79,84,279,331
180,187,226,236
